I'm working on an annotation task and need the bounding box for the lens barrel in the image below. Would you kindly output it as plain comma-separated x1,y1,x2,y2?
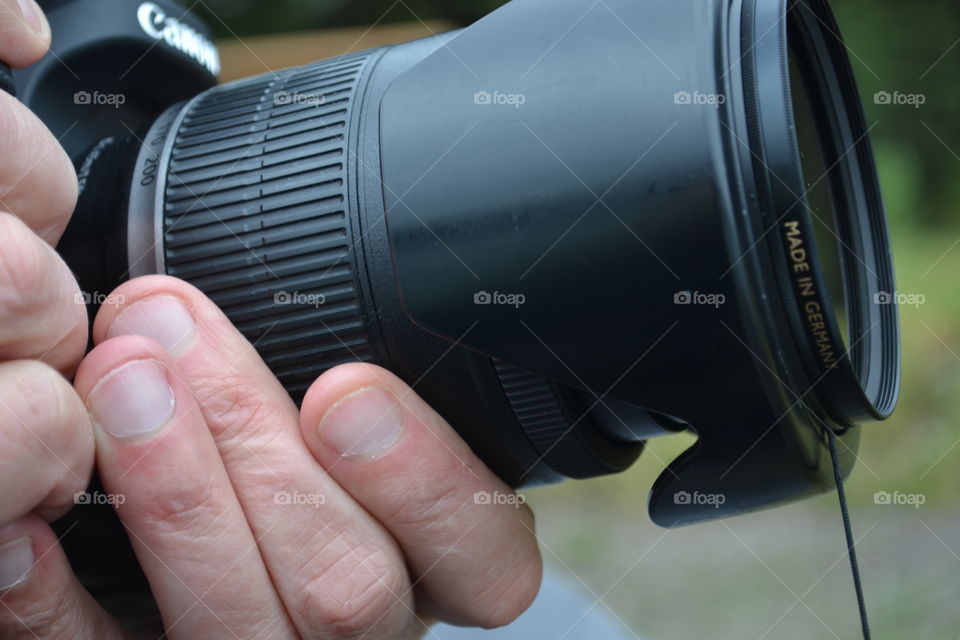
124,40,653,487
58,0,898,527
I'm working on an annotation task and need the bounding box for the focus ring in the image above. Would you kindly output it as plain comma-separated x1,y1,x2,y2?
162,54,375,401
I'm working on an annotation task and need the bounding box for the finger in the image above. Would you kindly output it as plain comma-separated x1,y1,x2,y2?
299,363,542,628
0,0,49,68
0,212,87,374
0,359,93,523
0,93,78,244
74,335,298,640
0,514,127,640
93,277,419,640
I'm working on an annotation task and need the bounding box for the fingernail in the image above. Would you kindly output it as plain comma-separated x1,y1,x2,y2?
108,296,196,355
87,360,175,440
318,387,405,458
15,0,43,35
0,537,33,590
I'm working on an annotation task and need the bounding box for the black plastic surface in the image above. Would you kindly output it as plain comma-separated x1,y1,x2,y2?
14,0,218,162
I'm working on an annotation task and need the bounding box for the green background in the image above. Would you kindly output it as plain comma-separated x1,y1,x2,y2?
205,1,960,638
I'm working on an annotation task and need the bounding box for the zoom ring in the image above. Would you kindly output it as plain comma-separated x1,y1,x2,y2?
162,53,375,401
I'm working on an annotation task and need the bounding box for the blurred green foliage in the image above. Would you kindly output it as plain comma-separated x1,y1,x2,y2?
832,0,960,229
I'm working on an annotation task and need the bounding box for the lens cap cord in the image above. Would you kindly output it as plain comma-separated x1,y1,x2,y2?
827,430,872,639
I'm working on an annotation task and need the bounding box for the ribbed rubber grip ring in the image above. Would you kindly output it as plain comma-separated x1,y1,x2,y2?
162,53,376,401
494,360,630,478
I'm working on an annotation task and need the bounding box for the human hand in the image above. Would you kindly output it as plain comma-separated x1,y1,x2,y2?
0,2,541,635
0,0,128,636
6,274,542,639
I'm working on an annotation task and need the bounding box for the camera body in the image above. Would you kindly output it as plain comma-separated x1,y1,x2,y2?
13,0,218,162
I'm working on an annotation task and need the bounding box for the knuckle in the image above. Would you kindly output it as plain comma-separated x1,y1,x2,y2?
0,94,31,158
129,472,233,540
0,586,82,639
0,361,92,513
4,360,73,427
190,371,276,442
297,540,407,638
2,360,88,460
0,214,85,368
384,470,469,534
0,213,47,314
0,95,76,240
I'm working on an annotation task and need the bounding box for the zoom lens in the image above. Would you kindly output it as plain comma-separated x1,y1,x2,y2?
55,0,899,527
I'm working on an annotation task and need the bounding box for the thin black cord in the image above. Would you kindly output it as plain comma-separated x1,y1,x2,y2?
826,430,872,640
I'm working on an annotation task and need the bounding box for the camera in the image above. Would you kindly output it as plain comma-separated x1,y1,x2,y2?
7,0,899,540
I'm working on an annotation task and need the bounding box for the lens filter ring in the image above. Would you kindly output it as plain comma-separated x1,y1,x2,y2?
740,0,900,426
